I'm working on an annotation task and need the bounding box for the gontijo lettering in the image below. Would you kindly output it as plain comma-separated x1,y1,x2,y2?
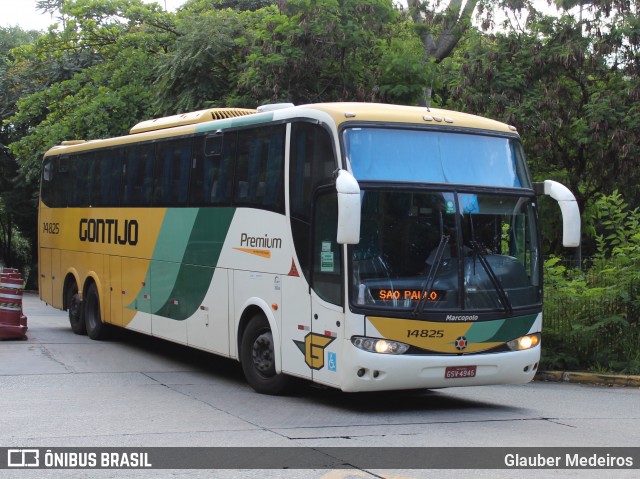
79,218,138,245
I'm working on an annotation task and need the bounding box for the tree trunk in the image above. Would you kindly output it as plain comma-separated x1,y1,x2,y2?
407,0,479,104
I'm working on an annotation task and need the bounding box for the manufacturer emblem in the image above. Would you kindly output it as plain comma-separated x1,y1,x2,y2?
455,336,468,351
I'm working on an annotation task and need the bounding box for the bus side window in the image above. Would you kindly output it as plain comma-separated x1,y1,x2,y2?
68,154,90,207
153,138,191,206
121,144,153,207
233,125,285,212
41,156,63,207
91,150,122,207
190,133,234,206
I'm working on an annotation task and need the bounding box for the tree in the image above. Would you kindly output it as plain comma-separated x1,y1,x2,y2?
8,0,177,184
232,0,428,105
406,0,482,105
1,26,42,270
439,9,640,253
182,0,276,12
3,0,178,278
153,7,252,113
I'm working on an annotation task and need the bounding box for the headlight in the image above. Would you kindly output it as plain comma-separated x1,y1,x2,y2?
351,336,410,354
506,333,541,351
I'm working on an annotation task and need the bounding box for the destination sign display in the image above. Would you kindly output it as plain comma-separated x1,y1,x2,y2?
371,289,444,302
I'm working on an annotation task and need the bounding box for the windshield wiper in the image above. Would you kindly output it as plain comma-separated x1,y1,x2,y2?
469,241,513,314
414,235,449,314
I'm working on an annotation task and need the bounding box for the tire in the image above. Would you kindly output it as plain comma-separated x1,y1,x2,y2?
84,283,109,340
240,314,291,395
67,283,86,335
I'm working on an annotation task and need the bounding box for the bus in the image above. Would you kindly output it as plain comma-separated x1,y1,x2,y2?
38,102,581,394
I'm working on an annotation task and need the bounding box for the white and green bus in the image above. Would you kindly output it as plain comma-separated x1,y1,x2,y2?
39,103,580,394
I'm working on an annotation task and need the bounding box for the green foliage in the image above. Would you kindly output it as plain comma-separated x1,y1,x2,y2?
7,0,174,188
441,12,640,217
10,49,157,186
0,195,32,271
182,0,275,12
153,7,253,112
378,33,436,105
542,192,640,374
231,0,417,105
1,26,45,269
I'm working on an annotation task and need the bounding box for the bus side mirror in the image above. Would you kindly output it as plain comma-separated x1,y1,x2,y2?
534,180,581,247
335,169,361,244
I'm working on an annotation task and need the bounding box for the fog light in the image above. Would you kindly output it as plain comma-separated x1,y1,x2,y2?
507,333,541,351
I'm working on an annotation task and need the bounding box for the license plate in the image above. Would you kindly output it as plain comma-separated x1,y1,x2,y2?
445,365,477,379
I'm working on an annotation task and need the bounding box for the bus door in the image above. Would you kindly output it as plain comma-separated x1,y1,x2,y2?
308,191,343,387
280,271,313,380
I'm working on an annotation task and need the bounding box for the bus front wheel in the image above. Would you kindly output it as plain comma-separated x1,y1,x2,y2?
240,314,291,395
84,283,109,340
67,283,86,335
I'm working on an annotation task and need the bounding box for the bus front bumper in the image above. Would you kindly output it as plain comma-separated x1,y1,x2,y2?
338,340,540,392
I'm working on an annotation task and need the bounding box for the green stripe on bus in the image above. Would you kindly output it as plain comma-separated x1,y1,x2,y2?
127,207,236,320
195,112,274,134
463,319,504,343
481,314,538,343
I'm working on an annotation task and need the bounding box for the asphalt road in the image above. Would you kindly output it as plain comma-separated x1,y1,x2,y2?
1,294,638,478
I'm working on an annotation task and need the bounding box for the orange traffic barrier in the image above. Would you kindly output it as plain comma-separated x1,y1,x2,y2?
0,268,28,340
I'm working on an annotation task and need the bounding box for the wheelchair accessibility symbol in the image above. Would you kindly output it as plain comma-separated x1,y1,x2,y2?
327,352,337,372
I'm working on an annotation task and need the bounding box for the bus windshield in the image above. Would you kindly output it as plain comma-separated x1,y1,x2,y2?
344,127,531,188
351,190,541,312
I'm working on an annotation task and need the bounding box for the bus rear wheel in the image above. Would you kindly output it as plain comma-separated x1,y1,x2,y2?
84,283,109,340
240,314,291,395
67,283,86,335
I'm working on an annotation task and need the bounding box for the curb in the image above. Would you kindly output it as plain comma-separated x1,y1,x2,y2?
535,370,640,387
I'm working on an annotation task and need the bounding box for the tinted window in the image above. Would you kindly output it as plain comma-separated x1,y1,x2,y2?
121,144,154,206
289,122,337,279
190,133,235,206
68,154,91,207
312,191,342,306
154,138,192,206
91,149,123,207
41,156,65,207
234,125,285,212
290,123,336,220
344,128,531,188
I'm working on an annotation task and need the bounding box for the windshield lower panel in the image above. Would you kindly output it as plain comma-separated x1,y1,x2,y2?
351,190,541,313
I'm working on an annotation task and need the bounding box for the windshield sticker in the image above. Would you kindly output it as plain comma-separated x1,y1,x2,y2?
445,200,455,214
321,251,334,272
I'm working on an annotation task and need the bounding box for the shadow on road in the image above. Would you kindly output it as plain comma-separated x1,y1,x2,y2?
105,327,522,415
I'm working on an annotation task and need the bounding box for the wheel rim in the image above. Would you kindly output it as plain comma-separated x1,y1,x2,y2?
251,331,275,377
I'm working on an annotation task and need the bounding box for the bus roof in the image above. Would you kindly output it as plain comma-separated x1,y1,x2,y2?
129,108,257,134
44,103,517,157
299,103,517,134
